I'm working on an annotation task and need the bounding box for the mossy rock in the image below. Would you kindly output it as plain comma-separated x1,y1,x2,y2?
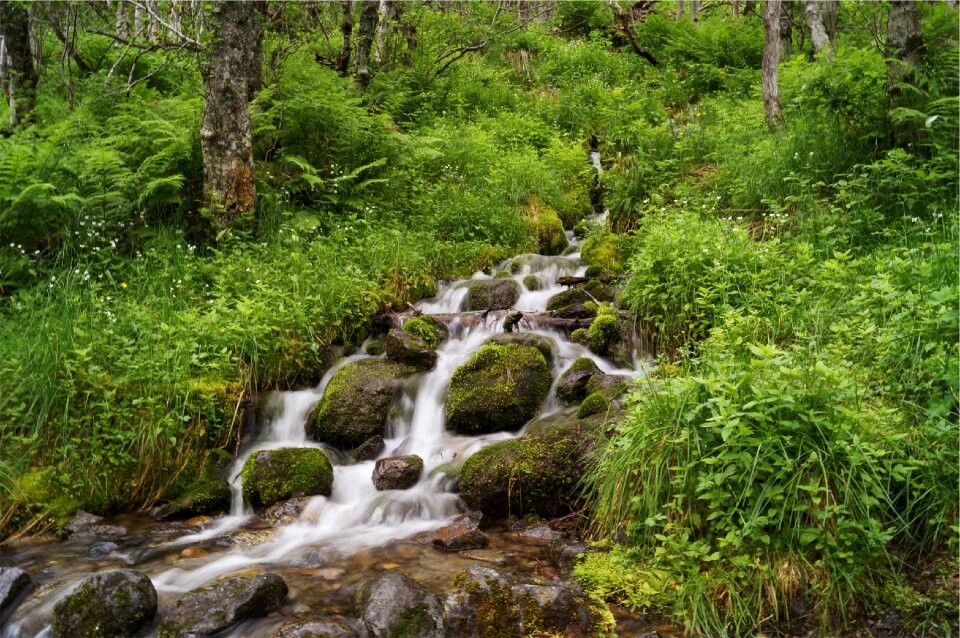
522,274,546,291
585,373,631,397
356,571,443,638
445,344,551,435
570,328,589,346
402,315,449,349
545,280,614,312
372,455,424,491
556,357,602,405
307,359,416,449
385,329,437,371
241,447,333,509
577,393,609,419
506,254,576,275
444,565,517,637
482,333,556,363
458,422,595,519
581,231,628,273
524,199,569,257
463,280,520,311
353,435,386,462
493,270,513,280
588,315,619,352
154,476,231,520
365,337,386,356
52,569,157,638
557,184,592,229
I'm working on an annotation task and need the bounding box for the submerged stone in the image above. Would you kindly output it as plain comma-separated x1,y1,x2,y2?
430,512,488,552
52,569,157,638
241,447,333,509
357,571,444,638
445,344,551,435
159,572,287,637
386,328,437,371
307,359,416,449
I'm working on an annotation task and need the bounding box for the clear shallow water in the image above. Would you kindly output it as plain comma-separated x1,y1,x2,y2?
1,229,662,638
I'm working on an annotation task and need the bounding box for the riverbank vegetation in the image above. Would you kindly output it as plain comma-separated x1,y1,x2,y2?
0,1,956,635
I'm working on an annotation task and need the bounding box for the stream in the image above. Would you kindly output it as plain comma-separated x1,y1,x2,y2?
0,221,681,637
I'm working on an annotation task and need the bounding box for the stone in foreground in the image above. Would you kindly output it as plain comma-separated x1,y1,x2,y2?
430,511,488,552
357,570,444,638
159,572,287,637
372,455,424,491
52,569,157,638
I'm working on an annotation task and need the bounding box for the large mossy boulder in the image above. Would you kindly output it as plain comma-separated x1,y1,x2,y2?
307,359,416,449
581,230,627,273
357,571,444,638
372,455,423,491
52,569,157,638
556,358,602,405
523,197,569,257
463,280,520,311
241,447,333,509
545,280,615,312
159,572,288,638
402,315,449,349
445,344,551,435
482,332,556,363
385,329,437,371
458,421,595,520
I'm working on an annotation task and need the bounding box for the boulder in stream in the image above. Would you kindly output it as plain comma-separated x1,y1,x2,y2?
241,447,333,509
261,495,312,526
556,357,602,405
429,511,488,552
353,434,386,462
357,570,444,638
0,567,32,622
545,280,615,312
458,418,595,519
275,616,361,638
385,328,437,371
158,572,287,638
402,315,449,349
445,344,551,435
462,280,520,311
372,455,424,491
52,569,157,638
523,197,569,257
307,359,416,449
482,332,556,363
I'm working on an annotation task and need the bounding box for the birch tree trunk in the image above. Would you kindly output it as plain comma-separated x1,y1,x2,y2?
886,0,923,146
677,0,686,20
733,1,741,18
200,1,264,227
0,2,37,129
779,0,793,57
762,0,784,129
690,0,700,23
804,0,830,56
335,1,354,76
821,0,838,41
354,0,379,89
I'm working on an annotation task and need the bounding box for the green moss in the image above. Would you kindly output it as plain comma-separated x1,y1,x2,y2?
588,315,619,352
523,274,546,291
241,447,333,508
570,328,589,346
388,603,437,638
494,269,514,280
583,301,598,316
446,344,551,434
524,197,569,256
577,393,609,419
365,336,386,355
402,316,446,349
557,184,592,229
581,231,627,274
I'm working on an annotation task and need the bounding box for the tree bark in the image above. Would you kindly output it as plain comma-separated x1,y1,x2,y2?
0,2,37,129
732,0,740,18
335,1,354,76
677,0,685,20
762,0,784,130
200,1,264,228
779,0,793,57
886,0,923,146
821,0,838,41
354,0,379,89
804,0,830,56
690,0,700,23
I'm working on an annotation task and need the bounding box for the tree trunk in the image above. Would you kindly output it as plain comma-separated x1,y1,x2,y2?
677,0,685,20
354,0,379,89
732,0,740,17
779,0,793,57
804,0,830,56
0,2,37,129
403,16,416,66
690,0,700,23
886,0,923,146
821,0,838,41
762,0,784,130
335,1,354,76
200,1,263,228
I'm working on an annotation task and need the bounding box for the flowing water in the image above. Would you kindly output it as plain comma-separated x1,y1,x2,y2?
0,226,678,637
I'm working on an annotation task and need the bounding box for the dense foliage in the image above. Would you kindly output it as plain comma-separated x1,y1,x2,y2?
0,1,956,635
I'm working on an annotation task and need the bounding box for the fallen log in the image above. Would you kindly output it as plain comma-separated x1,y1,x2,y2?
389,308,595,331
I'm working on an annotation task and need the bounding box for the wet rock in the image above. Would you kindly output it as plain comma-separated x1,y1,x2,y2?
215,528,277,550
0,567,32,620
152,478,232,520
546,280,615,312
65,510,102,534
275,616,361,638
401,315,449,349
459,419,596,520
365,336,386,356
357,570,444,638
511,582,611,637
522,274,546,291
373,455,424,491
179,548,207,559
577,392,609,418
52,569,157,638
483,332,556,363
506,254,576,276
556,357,602,405
586,373,631,395
353,435,386,462
88,541,120,558
446,344,551,435
70,524,127,540
515,524,563,547
430,512,488,552
242,447,333,509
463,280,520,311
551,303,593,319
159,572,287,637
546,539,603,573
443,565,515,637
385,328,437,371
307,359,416,449
261,495,313,526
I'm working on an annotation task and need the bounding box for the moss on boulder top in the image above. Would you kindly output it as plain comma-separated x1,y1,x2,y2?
463,280,520,311
523,196,569,256
482,332,556,363
402,315,448,349
556,357,602,405
545,279,615,312
52,569,157,638
445,344,551,435
581,230,628,273
307,359,416,449
241,447,333,509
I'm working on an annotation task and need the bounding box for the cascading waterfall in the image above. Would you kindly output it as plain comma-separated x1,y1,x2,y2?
1,216,647,638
